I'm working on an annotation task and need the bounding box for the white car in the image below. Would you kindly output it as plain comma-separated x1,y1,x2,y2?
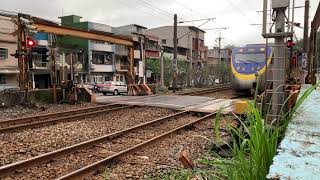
100,81,127,96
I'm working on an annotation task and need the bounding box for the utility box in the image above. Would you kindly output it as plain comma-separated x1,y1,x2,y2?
272,0,289,8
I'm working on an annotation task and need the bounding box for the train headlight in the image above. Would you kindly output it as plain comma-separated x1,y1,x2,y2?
236,66,240,70
241,67,245,71
251,67,255,71
256,66,261,70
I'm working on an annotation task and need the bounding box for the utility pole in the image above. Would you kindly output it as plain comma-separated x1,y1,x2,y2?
270,1,288,119
51,48,57,103
306,1,320,84
303,0,310,84
160,44,164,87
139,37,145,84
172,14,178,89
303,0,309,53
189,34,193,86
17,14,29,101
62,52,66,100
218,32,222,64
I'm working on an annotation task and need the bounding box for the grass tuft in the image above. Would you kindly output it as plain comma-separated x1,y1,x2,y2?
157,83,318,179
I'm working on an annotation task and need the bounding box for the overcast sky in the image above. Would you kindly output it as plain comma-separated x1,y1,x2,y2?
1,0,318,48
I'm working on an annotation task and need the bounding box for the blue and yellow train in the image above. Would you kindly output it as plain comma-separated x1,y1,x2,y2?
231,44,273,92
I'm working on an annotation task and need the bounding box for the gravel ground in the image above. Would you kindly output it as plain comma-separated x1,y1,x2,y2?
93,118,215,179
4,113,199,179
0,107,174,166
91,116,236,180
0,103,97,121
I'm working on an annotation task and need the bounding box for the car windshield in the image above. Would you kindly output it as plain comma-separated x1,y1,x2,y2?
235,53,266,64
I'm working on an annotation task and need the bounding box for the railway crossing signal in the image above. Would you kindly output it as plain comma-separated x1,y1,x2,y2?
26,36,36,49
286,39,295,48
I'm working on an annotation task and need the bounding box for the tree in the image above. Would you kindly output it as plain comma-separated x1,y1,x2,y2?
224,44,236,50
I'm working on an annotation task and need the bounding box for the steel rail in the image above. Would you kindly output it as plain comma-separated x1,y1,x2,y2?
0,94,160,129
57,112,216,180
0,104,120,128
177,84,232,95
0,94,161,133
0,111,189,177
0,105,131,133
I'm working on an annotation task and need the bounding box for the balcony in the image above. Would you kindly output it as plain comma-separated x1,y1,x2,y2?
145,44,160,51
89,41,114,52
116,64,128,72
33,61,50,70
163,52,188,61
90,64,115,72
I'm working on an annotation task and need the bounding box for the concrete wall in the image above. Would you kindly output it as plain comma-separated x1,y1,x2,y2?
146,26,204,49
88,22,112,32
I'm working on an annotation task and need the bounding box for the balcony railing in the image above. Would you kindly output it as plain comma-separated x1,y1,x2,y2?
89,41,113,52
145,44,160,51
33,61,49,69
116,64,128,71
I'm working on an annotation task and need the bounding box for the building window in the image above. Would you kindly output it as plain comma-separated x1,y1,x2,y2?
93,76,103,83
92,54,104,64
161,39,166,44
0,48,8,60
92,52,113,65
0,75,6,84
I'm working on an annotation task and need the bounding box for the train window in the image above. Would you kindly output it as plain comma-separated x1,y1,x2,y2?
234,53,266,63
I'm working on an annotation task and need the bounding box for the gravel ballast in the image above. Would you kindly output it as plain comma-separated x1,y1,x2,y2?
4,113,199,179
0,106,174,166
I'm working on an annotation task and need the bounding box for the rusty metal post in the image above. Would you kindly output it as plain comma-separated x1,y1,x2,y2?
306,1,320,84
17,14,29,101
51,48,57,103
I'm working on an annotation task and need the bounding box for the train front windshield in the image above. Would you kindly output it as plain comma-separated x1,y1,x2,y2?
234,53,266,64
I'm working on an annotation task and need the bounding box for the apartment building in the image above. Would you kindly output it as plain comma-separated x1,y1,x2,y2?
0,14,19,88
59,15,116,84
146,26,208,66
145,34,160,60
114,24,147,82
207,48,232,66
0,13,61,89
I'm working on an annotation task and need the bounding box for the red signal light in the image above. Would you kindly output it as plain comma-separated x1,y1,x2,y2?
286,40,295,48
26,36,36,49
291,56,297,66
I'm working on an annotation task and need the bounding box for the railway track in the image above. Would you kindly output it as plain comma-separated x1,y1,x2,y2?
177,84,232,96
0,104,130,133
0,111,216,179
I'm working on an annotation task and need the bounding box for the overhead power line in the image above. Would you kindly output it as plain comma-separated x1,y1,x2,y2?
172,0,211,20
134,0,173,18
117,0,172,23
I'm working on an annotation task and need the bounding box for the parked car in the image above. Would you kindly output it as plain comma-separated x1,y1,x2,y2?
92,82,105,93
77,83,94,91
100,81,127,96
